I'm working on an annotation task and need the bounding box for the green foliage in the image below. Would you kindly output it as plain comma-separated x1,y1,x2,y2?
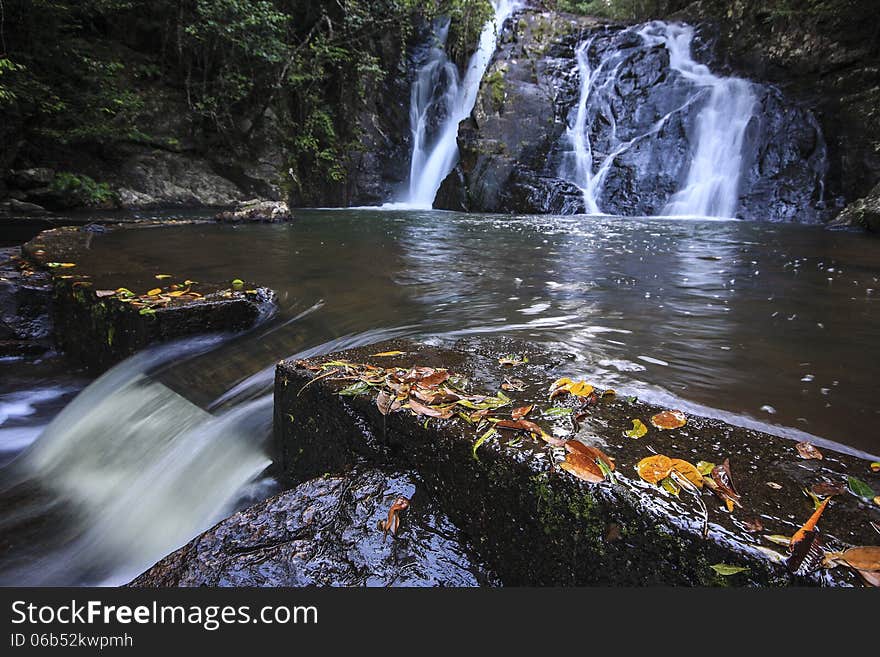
49,173,117,206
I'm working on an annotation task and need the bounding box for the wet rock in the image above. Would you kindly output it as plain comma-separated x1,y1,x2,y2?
274,338,879,586
829,182,880,232
131,468,494,587
215,199,293,223
1,199,49,216
0,247,53,346
20,225,276,372
112,149,245,209
7,168,55,190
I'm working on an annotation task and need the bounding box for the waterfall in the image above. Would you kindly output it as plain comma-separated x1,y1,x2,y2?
560,21,756,219
643,22,756,218
559,39,602,214
402,0,519,208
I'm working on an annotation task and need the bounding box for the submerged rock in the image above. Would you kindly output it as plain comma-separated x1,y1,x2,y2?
131,468,495,587
215,199,293,223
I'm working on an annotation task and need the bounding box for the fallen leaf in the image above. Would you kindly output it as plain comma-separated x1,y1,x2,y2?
636,454,674,485
95,290,116,298
154,274,172,280
823,546,880,572
601,389,616,399
495,418,544,437
512,405,533,420
559,452,605,484
231,278,244,287
742,518,764,532
710,563,749,576
660,477,680,496
407,398,451,419
871,462,880,473
376,390,396,416
565,441,615,471
795,441,823,460
810,481,846,498
650,410,687,430
542,407,571,418
339,381,371,397
707,459,741,508
568,381,594,397
764,534,792,547
501,378,525,391
624,419,648,439
371,350,406,357
167,290,186,297
766,481,783,490
498,354,528,366
146,288,162,296
472,427,497,459
47,262,76,268
696,461,715,476
378,496,410,542
848,476,876,500
670,458,704,489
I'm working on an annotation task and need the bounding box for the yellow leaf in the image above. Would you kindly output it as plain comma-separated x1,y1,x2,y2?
147,288,162,296
370,350,406,357
167,290,185,297
568,381,594,397
624,419,648,438
670,458,704,489
155,274,172,280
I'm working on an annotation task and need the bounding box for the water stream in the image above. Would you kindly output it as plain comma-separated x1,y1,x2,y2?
1,210,878,585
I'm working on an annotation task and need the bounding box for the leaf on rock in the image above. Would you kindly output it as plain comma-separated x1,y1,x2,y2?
339,381,371,397
370,350,406,357
871,462,880,473
670,458,704,489
811,481,846,498
155,274,172,280
564,441,614,471
822,546,880,572
95,289,116,298
764,534,792,547
795,441,823,460
146,288,162,296
624,419,647,438
710,563,750,576
498,354,528,366
650,410,687,430
47,262,76,268
696,461,715,476
512,405,533,420
543,407,571,418
376,390,397,416
559,452,606,484
495,418,544,437
501,378,525,391
472,427,497,459
766,482,783,490
636,454,674,485
408,398,451,419
848,476,876,500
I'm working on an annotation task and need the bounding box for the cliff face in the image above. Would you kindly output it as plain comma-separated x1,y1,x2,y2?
435,7,831,221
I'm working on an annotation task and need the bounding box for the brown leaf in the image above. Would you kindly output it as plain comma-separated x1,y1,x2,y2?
823,546,880,573
376,390,396,416
742,518,764,532
810,481,846,498
407,398,451,419
495,418,544,436
795,441,823,460
501,378,525,391
709,458,741,507
512,405,533,420
559,452,605,483
565,441,615,471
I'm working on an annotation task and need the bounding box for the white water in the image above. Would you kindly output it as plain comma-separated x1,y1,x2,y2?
641,22,757,218
561,21,756,218
12,339,272,585
401,0,519,208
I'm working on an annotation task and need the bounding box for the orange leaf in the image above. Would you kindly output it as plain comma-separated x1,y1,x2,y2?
650,410,687,430
565,441,615,471
636,454,674,484
512,405,533,420
559,452,605,483
670,458,704,489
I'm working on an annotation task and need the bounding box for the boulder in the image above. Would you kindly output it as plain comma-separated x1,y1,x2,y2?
7,168,55,190
214,199,293,223
130,467,495,587
829,182,880,232
1,199,49,216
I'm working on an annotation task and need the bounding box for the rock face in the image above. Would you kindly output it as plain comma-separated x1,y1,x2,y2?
274,337,880,586
214,199,293,223
0,247,53,352
437,10,828,222
131,468,494,587
830,182,880,232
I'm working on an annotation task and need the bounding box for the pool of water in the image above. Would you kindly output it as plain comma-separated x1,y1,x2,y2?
1,208,878,585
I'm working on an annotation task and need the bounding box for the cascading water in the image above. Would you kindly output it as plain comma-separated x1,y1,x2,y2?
559,21,757,218
643,22,756,218
402,0,519,208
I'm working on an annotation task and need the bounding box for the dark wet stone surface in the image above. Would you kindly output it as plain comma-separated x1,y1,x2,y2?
18,224,276,372
130,467,496,587
275,337,880,586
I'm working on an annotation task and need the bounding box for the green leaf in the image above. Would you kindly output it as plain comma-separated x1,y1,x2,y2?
138,307,156,316
624,419,647,439
472,427,497,460
696,461,716,476
710,563,750,576
338,381,371,396
543,407,572,418
847,476,876,500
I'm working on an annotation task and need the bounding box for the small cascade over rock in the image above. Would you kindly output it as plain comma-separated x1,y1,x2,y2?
398,0,520,209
